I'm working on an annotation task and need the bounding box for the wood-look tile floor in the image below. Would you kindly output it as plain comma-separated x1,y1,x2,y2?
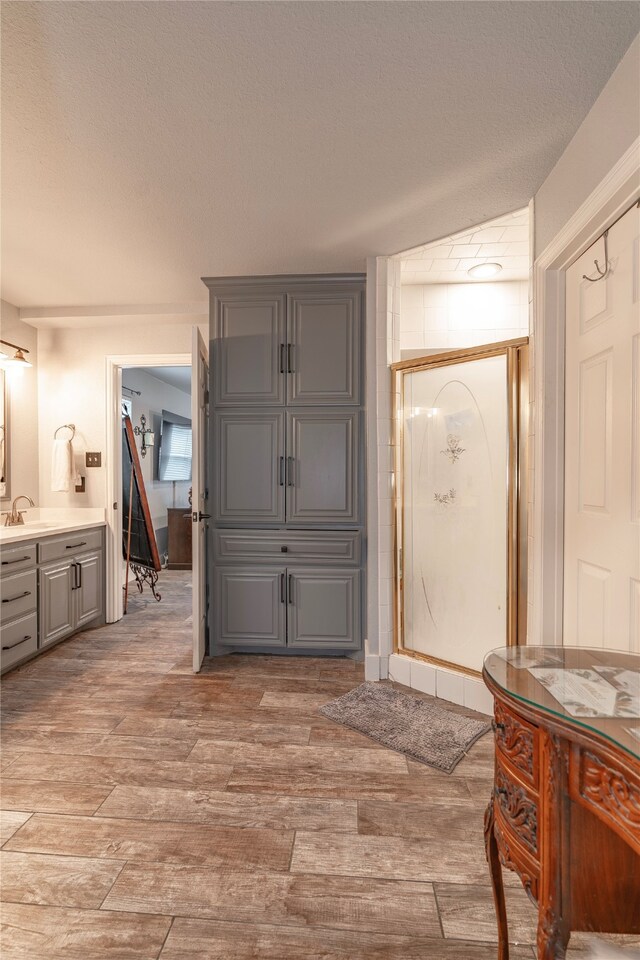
0,572,633,959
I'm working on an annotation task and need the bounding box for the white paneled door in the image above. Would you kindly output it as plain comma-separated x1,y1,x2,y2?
192,327,210,672
564,201,640,651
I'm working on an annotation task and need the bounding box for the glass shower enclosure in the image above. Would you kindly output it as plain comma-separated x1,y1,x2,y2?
392,339,529,675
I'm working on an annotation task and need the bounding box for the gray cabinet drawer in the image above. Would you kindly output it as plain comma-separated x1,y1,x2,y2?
214,530,361,565
38,528,103,565
0,569,37,624
0,542,37,575
1,612,38,672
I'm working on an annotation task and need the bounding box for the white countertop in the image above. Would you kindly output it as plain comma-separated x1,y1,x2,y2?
0,508,106,546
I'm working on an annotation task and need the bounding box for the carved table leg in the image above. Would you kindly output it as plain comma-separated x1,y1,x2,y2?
485,796,510,960
537,905,569,960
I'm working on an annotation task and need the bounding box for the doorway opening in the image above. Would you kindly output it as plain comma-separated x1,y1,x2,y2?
105,332,210,672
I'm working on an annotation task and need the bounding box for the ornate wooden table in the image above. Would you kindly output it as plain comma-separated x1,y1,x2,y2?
483,646,640,959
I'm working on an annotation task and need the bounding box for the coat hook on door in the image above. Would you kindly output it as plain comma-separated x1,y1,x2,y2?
582,229,610,283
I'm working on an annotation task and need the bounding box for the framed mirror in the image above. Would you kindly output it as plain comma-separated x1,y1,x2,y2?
0,369,8,500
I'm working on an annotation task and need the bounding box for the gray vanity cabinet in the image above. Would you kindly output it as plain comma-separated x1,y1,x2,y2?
39,532,104,649
39,560,74,648
287,291,361,405
1,526,105,673
40,548,103,647
75,550,103,630
288,568,360,650
216,567,286,647
286,409,359,523
215,411,285,523
213,295,286,406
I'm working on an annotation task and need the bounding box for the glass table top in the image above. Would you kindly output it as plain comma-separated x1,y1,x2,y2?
484,646,640,762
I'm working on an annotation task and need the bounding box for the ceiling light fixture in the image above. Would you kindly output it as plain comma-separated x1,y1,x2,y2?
468,262,502,280
0,340,32,368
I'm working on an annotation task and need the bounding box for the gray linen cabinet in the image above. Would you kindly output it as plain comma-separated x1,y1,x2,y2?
204,274,366,655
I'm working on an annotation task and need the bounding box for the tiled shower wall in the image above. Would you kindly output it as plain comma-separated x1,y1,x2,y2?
400,280,529,353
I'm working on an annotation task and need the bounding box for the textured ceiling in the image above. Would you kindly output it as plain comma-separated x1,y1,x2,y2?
402,208,529,284
2,2,638,307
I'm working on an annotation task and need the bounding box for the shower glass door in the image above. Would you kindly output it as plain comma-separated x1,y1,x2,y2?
393,341,528,674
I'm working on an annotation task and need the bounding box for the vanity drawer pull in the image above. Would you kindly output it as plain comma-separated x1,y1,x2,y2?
1,556,32,566
2,635,31,651
2,591,31,604
65,541,87,550
492,720,506,733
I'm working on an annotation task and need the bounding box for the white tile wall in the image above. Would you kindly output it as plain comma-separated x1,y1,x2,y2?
388,653,412,687
388,653,493,715
400,280,529,354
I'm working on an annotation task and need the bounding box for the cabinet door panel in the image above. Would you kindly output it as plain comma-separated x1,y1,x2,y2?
288,568,360,650
215,411,285,522
214,295,285,405
39,562,74,648
216,567,286,647
287,410,359,523
287,292,361,404
75,551,103,630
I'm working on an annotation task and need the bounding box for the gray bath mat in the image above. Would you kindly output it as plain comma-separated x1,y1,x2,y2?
319,682,491,773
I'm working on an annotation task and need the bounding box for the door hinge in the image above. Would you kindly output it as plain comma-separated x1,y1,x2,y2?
204,389,210,406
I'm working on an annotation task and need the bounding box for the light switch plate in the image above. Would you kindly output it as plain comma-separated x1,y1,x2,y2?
86,452,102,467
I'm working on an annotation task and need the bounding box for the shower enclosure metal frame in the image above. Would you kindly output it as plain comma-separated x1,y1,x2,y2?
392,338,529,677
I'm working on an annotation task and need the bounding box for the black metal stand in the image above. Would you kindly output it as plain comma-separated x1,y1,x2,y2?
129,563,162,602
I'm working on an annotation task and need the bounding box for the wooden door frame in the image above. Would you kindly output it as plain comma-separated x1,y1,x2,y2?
530,137,639,645
105,353,191,623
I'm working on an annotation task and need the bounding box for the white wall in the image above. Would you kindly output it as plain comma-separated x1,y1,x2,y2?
400,280,528,354
37,320,206,509
0,300,39,505
122,368,191,535
535,35,640,256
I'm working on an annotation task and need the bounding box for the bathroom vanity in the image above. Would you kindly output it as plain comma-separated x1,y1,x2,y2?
0,513,106,674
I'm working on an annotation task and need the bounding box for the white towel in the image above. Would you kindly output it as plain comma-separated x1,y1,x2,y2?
51,439,80,492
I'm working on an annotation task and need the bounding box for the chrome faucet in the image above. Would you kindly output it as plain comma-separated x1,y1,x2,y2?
3,495,35,526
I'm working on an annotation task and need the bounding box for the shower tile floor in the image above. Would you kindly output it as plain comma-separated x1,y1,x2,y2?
1,572,637,958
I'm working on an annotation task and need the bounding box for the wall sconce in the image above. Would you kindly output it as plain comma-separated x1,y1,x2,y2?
0,339,32,370
133,414,155,458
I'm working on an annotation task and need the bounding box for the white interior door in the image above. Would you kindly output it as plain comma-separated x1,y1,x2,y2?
564,201,640,651
192,327,210,671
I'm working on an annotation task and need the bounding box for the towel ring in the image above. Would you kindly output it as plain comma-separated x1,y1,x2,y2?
54,424,76,440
